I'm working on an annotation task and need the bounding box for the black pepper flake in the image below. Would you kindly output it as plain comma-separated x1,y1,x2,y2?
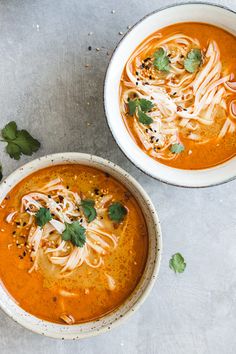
136,71,139,75
172,92,177,96
12,231,16,235
149,75,152,80
23,251,26,257
136,82,138,86
144,57,150,62
66,186,69,189
16,222,20,226
88,46,92,51
145,129,149,133
48,195,51,198
19,255,23,259
94,188,99,195
141,63,145,68
23,222,27,226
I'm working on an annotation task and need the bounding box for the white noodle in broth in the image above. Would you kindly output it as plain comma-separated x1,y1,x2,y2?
120,31,236,162
7,178,119,275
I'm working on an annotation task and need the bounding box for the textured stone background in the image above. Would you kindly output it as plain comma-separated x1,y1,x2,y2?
0,1,235,353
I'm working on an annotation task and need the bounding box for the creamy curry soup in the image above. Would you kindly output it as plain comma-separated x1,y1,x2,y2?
0,165,148,324
120,23,236,169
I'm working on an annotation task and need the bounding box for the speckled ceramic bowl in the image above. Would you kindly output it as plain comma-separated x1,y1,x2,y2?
104,2,236,187
0,153,161,339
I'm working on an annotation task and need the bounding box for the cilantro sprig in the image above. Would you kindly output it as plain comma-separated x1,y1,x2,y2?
35,207,52,228
153,48,170,72
108,202,127,223
184,48,202,73
169,253,186,273
128,98,154,126
81,199,97,223
62,221,86,247
1,121,40,160
169,143,185,154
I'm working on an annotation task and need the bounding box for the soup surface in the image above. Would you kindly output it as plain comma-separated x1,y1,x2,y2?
0,165,148,324
120,22,236,169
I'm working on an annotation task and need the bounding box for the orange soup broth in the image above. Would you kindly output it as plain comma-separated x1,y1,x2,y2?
0,165,148,324
120,23,236,169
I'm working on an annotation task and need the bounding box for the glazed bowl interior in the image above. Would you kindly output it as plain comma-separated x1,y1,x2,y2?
104,3,236,187
0,153,161,339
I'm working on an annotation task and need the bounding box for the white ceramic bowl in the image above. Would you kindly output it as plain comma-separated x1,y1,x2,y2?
104,3,236,187
0,153,161,339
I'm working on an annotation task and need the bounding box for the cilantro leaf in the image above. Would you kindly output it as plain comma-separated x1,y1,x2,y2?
108,202,127,223
35,208,52,228
169,253,186,273
128,98,154,115
139,99,154,113
153,48,170,72
0,164,2,181
170,143,184,154
1,121,41,160
62,222,86,247
81,199,97,223
128,99,139,115
184,48,202,73
138,108,153,125
2,121,17,140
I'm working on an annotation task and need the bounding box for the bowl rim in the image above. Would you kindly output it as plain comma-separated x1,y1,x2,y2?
104,1,236,189
0,152,162,339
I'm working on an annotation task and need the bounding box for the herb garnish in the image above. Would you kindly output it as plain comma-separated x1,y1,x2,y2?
62,221,86,247
108,202,127,223
35,207,52,228
169,253,186,273
153,48,170,72
170,143,185,154
128,98,154,125
81,199,97,223
1,121,40,160
184,48,202,73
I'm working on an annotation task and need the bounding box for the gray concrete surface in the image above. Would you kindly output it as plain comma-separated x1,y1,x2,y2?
0,0,235,353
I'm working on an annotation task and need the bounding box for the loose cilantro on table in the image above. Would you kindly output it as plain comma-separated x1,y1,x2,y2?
35,207,52,228
170,143,185,154
108,202,127,223
153,48,170,72
62,221,86,247
184,48,202,73
1,121,40,160
169,253,186,273
81,199,97,223
128,98,154,125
